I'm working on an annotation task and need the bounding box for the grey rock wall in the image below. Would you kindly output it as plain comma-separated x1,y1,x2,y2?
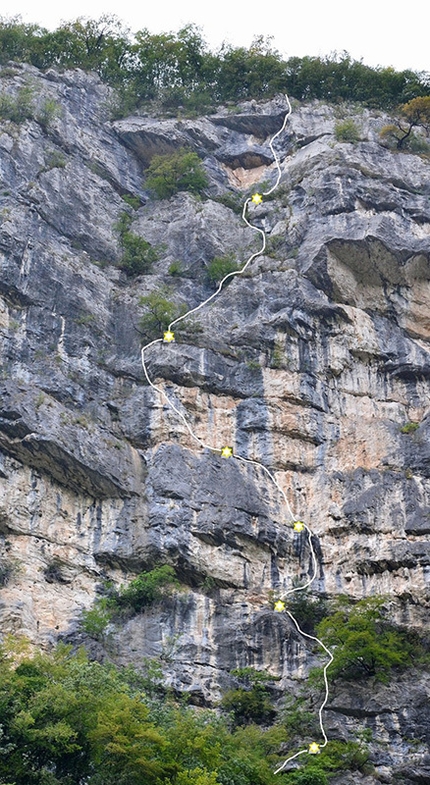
0,64,429,783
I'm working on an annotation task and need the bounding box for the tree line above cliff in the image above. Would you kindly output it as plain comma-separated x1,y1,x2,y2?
0,15,429,116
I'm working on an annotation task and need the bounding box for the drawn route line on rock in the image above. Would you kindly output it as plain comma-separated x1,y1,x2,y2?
140,95,333,773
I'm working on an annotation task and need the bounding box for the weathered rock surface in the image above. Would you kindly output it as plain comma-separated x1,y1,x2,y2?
0,64,429,782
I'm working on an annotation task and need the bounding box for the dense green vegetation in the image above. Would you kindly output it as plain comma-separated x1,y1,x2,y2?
0,16,428,115
220,668,278,726
81,566,178,639
0,639,372,785
146,149,209,199
315,596,419,682
80,566,178,639
1,591,425,783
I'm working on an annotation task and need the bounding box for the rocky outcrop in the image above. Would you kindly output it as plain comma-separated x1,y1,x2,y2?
0,63,429,783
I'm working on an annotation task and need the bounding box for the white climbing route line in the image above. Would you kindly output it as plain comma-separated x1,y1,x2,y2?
140,94,333,773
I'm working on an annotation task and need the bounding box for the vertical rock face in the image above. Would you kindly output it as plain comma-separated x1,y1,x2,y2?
0,64,429,781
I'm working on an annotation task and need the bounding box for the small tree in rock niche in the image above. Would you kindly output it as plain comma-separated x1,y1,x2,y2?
380,95,430,149
139,287,187,340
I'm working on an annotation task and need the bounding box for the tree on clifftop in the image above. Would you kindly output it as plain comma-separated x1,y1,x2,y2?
380,95,430,148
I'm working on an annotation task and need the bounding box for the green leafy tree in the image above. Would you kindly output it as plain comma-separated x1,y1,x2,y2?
145,148,208,199
316,596,413,681
285,590,328,635
214,36,286,101
139,287,187,340
220,668,277,726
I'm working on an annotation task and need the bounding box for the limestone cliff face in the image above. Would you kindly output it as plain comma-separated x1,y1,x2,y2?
0,62,430,783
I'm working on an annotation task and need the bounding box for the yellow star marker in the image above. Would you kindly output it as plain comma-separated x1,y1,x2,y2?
274,600,286,612
251,193,263,205
221,446,233,458
309,742,320,755
163,330,175,343
293,520,305,532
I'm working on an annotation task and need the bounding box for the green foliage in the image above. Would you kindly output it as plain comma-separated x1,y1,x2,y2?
121,194,141,210
139,286,187,340
0,636,374,784
43,149,67,170
206,252,240,285
115,211,158,276
400,421,419,434
168,260,184,276
0,18,429,114
81,597,112,639
81,567,178,641
145,148,208,199
286,591,329,634
265,235,285,259
316,596,414,681
291,770,327,785
283,739,369,784
221,668,277,726
0,641,167,784
0,84,34,123
214,192,244,215
334,118,360,142
282,696,320,738
36,97,61,131
116,565,178,612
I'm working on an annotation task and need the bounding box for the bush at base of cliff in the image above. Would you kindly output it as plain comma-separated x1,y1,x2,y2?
221,668,278,726
291,770,327,785
145,149,209,199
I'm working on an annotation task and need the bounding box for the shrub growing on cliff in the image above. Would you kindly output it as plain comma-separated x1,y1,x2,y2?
145,148,208,199
115,211,158,275
81,567,178,640
206,253,240,285
0,85,34,123
380,96,430,149
334,118,360,142
139,286,187,340
116,565,178,612
315,596,413,681
286,590,329,635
